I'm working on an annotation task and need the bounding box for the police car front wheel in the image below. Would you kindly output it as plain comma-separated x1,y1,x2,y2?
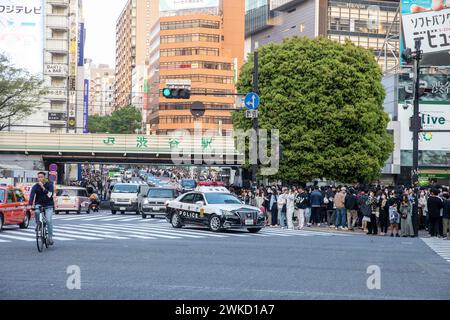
171,211,182,228
209,215,222,232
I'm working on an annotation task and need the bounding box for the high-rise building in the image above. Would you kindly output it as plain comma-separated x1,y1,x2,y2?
45,0,85,133
6,0,85,133
145,0,245,135
85,62,115,116
245,0,400,73
114,0,153,109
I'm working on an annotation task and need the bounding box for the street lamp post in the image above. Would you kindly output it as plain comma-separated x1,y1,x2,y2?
403,39,423,237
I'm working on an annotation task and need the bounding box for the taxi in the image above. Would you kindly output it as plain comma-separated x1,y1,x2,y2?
165,186,265,233
0,185,34,231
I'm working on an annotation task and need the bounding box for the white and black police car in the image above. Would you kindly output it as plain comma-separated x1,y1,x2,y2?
165,187,265,233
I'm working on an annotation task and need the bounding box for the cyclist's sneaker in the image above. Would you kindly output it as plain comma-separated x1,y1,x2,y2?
48,238,54,246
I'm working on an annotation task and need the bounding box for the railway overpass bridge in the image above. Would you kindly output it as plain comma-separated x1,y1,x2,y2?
0,132,243,166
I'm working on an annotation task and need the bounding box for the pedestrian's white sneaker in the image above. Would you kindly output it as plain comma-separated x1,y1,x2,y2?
317,223,321,227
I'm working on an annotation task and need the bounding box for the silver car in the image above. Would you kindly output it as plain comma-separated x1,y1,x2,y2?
139,187,179,219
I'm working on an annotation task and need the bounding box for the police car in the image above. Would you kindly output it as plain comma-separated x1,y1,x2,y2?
165,186,265,233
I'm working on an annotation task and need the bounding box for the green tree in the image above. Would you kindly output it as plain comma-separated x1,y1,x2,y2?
0,53,46,131
233,37,394,183
88,114,110,133
88,105,142,134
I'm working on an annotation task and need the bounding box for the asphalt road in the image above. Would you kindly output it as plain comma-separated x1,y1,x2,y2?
0,210,449,300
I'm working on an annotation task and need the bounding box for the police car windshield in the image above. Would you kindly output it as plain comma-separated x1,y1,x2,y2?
205,193,241,204
112,184,138,193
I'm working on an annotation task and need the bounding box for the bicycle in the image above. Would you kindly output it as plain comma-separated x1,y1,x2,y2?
35,206,49,252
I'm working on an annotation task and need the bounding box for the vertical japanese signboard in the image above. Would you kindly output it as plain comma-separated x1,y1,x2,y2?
77,22,85,67
68,1,78,130
83,79,89,133
401,0,450,66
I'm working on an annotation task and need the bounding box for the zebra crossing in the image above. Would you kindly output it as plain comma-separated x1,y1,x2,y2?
52,214,166,223
422,238,450,263
0,222,348,243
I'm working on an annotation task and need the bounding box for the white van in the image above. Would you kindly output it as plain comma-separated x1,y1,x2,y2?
109,183,149,215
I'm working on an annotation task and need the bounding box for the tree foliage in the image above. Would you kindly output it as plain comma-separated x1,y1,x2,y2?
88,105,142,134
232,37,394,183
0,53,46,130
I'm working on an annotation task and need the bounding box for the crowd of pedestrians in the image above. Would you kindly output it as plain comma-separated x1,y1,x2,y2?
233,184,450,239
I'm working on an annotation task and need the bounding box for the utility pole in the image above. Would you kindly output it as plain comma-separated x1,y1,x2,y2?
411,39,422,237
251,50,259,188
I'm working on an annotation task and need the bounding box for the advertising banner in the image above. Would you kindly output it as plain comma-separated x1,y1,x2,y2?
0,0,44,76
83,79,89,133
398,72,450,150
160,0,219,12
78,22,85,67
401,0,450,66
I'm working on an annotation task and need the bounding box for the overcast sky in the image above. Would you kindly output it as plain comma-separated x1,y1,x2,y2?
84,0,128,67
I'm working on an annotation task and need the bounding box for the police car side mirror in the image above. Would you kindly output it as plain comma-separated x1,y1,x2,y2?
195,201,205,206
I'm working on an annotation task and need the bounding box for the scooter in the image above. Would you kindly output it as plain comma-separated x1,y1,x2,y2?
89,201,100,213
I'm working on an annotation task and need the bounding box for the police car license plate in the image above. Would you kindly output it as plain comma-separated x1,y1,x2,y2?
245,219,254,225
120,207,126,211
153,207,160,211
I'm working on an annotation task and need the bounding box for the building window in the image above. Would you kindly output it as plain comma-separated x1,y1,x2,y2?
161,33,220,43
160,47,219,57
160,60,232,70
160,74,234,84
160,20,220,30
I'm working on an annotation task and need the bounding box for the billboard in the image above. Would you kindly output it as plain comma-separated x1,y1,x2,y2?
401,0,450,66
398,72,450,150
160,0,219,12
0,0,44,75
398,103,450,150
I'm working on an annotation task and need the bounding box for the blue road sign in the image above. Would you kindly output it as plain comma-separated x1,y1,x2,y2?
244,92,260,110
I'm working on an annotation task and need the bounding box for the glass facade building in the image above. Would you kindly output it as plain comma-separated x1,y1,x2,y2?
327,0,400,73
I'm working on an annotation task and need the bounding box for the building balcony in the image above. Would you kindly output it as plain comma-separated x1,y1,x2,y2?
46,39,68,52
46,15,69,30
47,0,69,6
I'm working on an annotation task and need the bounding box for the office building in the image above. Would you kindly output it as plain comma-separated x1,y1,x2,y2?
114,0,153,109
145,0,245,135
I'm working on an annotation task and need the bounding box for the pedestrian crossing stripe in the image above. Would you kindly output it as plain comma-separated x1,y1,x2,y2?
52,215,168,222
422,238,450,263
0,223,349,243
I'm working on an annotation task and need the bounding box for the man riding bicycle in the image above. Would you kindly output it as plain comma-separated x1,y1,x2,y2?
28,172,55,246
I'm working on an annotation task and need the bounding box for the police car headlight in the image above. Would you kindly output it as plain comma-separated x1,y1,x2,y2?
143,199,149,205
220,210,235,217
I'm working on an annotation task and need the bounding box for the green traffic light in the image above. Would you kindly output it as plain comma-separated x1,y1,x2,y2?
162,88,172,98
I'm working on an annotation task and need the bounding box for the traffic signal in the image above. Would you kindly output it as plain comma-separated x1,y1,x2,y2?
162,88,190,99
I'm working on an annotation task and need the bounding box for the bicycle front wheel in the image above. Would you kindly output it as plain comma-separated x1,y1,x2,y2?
43,223,49,248
36,223,44,252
